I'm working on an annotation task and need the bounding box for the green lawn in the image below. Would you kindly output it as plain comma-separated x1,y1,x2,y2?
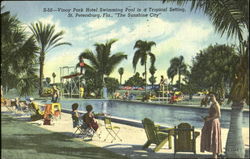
1,114,127,159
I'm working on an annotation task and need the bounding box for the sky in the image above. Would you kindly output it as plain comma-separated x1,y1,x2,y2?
3,1,241,84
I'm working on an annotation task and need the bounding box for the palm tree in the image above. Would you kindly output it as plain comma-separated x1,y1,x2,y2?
163,0,249,158
1,7,39,97
45,77,51,86
78,39,127,97
149,65,157,88
52,72,56,84
132,40,156,94
29,21,72,96
167,56,187,90
118,67,124,85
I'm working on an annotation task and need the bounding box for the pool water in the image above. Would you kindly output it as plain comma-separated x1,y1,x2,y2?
59,99,249,129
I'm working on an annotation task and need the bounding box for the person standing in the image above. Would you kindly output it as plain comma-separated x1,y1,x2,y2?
79,85,84,98
159,75,167,101
201,94,222,159
79,57,85,74
159,75,165,90
51,85,60,103
200,94,210,107
1,85,3,98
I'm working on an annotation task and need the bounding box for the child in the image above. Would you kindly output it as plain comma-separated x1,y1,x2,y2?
72,103,79,128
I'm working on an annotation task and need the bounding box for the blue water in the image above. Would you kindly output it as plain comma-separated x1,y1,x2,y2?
58,99,249,129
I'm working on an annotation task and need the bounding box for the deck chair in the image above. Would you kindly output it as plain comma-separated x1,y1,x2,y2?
103,116,122,142
51,103,61,120
30,102,44,121
2,99,15,112
142,118,174,152
174,123,200,158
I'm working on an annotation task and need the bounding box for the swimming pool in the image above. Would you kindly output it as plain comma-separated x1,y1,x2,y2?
59,99,249,129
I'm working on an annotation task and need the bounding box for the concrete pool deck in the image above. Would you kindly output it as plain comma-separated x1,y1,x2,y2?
1,107,249,159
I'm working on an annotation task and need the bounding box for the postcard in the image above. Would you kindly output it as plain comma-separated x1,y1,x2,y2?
1,1,249,159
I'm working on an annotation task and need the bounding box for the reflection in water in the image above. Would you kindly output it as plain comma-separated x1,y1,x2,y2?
59,100,249,129
102,102,107,114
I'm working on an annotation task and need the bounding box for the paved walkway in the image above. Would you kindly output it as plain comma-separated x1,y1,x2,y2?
1,107,249,159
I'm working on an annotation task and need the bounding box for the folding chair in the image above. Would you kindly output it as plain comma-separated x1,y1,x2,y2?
103,116,122,142
72,119,100,140
72,120,88,137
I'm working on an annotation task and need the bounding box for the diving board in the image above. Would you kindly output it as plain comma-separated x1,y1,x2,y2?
61,73,82,79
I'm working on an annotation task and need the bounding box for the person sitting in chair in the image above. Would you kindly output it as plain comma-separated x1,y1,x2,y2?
82,105,99,132
72,103,79,128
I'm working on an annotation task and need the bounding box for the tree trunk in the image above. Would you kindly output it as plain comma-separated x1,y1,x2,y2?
151,76,154,90
120,75,122,85
225,101,245,158
178,68,181,90
145,62,147,94
39,54,45,96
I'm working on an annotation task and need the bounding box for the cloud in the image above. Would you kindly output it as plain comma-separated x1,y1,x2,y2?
87,19,117,30
93,18,174,47
34,15,73,43
44,47,83,82
152,19,213,62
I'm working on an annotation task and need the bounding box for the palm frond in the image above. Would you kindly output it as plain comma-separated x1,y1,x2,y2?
105,52,127,75
140,53,147,66
79,49,99,69
148,52,156,66
118,67,124,75
132,50,142,72
48,42,72,52
134,40,144,49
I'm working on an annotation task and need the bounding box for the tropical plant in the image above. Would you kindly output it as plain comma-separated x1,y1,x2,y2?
52,72,56,83
191,44,239,104
45,77,51,86
167,56,187,90
149,76,156,88
118,67,124,85
29,21,71,96
104,77,120,96
132,40,156,93
124,72,145,87
181,70,198,100
149,65,157,88
1,7,39,97
225,40,249,158
77,39,127,97
163,0,249,158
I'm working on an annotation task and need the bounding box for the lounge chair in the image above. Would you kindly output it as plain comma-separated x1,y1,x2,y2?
30,102,44,121
173,123,200,158
142,118,174,152
1,98,15,112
